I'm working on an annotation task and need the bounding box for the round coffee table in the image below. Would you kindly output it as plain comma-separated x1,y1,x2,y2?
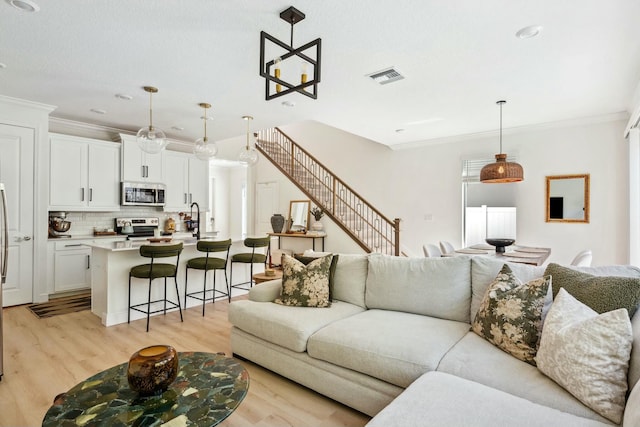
42,352,249,426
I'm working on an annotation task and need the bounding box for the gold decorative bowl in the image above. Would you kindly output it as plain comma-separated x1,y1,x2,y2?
127,345,178,395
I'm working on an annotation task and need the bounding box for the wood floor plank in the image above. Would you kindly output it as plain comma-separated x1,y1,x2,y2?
0,296,370,427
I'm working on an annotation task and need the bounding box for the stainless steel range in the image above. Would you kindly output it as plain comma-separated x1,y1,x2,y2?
114,217,159,239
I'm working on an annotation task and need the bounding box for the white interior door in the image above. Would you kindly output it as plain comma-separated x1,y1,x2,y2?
255,182,279,235
0,124,34,306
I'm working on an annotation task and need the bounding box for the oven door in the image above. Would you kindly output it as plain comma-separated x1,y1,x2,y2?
121,182,166,206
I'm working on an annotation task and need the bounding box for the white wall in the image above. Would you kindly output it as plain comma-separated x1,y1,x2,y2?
255,118,629,266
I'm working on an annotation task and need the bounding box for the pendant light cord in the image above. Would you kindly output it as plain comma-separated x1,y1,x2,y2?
246,117,250,149
497,100,506,155
149,90,154,131
203,106,208,142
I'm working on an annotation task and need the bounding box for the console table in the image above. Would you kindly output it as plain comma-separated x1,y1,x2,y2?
268,232,326,252
42,352,249,427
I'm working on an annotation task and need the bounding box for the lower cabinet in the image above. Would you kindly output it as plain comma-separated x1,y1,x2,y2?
50,240,92,293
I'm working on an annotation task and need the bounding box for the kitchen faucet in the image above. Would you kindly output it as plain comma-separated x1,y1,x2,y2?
190,202,200,240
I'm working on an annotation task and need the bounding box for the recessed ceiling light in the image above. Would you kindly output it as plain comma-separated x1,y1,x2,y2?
171,126,184,131
395,129,405,133
115,93,133,100
0,63,6,69
516,25,543,39
281,100,295,107
7,0,40,12
90,108,106,115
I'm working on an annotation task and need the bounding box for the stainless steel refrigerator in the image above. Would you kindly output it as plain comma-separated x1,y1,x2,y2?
0,183,8,381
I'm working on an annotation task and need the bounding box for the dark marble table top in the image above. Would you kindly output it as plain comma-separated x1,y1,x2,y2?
42,352,249,427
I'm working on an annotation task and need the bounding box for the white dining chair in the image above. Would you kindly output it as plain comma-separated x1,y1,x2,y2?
570,249,592,267
439,241,455,255
423,244,442,258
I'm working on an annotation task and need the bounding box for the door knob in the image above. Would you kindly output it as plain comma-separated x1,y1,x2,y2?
24,236,32,241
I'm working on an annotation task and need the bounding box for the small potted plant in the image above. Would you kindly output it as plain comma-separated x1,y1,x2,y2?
310,206,324,231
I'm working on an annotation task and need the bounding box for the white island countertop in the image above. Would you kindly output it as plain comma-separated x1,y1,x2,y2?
88,238,198,252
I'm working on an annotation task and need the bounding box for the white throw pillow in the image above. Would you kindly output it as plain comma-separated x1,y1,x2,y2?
536,288,632,424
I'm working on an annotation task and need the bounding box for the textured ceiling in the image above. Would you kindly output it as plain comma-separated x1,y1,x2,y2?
1,0,639,148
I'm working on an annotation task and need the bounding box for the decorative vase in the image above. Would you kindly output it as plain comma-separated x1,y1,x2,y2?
127,345,179,396
311,221,323,231
271,214,285,233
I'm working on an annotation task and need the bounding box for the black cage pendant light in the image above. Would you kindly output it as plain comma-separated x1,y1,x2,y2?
480,100,524,183
259,6,321,100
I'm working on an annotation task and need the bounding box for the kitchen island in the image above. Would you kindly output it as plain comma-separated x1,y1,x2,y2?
88,238,257,327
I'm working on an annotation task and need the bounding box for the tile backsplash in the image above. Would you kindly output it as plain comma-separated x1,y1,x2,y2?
54,207,190,237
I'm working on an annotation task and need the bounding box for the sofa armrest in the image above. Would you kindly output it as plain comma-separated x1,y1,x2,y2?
248,279,282,302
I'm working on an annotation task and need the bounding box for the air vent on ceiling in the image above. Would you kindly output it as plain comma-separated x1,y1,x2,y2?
367,67,405,85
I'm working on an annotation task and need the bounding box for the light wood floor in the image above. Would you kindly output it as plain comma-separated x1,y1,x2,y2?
0,296,370,427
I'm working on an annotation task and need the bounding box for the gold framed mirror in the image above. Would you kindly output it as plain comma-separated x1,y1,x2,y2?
545,174,590,223
288,200,310,232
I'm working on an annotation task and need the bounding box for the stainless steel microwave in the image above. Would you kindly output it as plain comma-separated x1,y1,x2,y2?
121,182,166,206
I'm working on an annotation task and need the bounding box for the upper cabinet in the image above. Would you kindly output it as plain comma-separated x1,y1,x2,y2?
49,133,121,211
163,151,208,212
120,134,163,182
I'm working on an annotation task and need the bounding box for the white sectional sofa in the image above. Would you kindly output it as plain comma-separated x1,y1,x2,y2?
227,254,640,426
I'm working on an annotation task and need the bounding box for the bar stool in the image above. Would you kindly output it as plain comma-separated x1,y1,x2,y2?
128,242,184,332
184,239,232,315
229,236,270,290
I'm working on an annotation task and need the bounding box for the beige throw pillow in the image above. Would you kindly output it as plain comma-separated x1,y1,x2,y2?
536,288,632,424
472,264,551,365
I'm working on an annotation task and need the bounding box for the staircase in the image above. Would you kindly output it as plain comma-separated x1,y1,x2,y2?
255,127,401,256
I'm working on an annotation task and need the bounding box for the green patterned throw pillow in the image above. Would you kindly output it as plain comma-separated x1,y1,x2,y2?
544,263,640,317
275,254,332,307
472,264,551,365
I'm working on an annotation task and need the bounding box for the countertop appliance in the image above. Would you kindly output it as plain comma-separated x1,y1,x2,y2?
121,182,165,207
1,183,8,380
115,217,159,240
48,211,72,238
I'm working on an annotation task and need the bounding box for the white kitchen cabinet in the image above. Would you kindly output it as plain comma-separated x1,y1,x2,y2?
162,151,208,211
188,157,208,207
49,134,121,211
120,134,163,182
52,240,92,293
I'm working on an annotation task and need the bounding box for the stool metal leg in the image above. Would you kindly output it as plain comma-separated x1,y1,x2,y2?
174,276,183,322
146,278,152,332
202,268,208,316
128,274,132,324
224,269,230,302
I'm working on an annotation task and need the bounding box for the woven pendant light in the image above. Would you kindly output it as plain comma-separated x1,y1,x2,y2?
480,100,524,183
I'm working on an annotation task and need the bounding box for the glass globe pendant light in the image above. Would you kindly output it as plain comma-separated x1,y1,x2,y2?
193,102,218,160
137,86,168,154
238,115,259,165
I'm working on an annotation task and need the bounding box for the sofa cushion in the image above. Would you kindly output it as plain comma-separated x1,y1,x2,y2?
332,253,368,308
624,381,640,427
471,257,545,321
228,299,365,352
275,254,332,307
365,255,471,322
537,288,632,424
544,263,640,317
437,332,612,424
366,372,612,427
307,309,469,388
472,264,551,365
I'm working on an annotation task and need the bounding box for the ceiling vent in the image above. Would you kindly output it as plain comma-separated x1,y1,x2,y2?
367,67,404,85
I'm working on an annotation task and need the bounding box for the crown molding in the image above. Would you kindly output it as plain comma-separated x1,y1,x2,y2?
389,111,630,151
